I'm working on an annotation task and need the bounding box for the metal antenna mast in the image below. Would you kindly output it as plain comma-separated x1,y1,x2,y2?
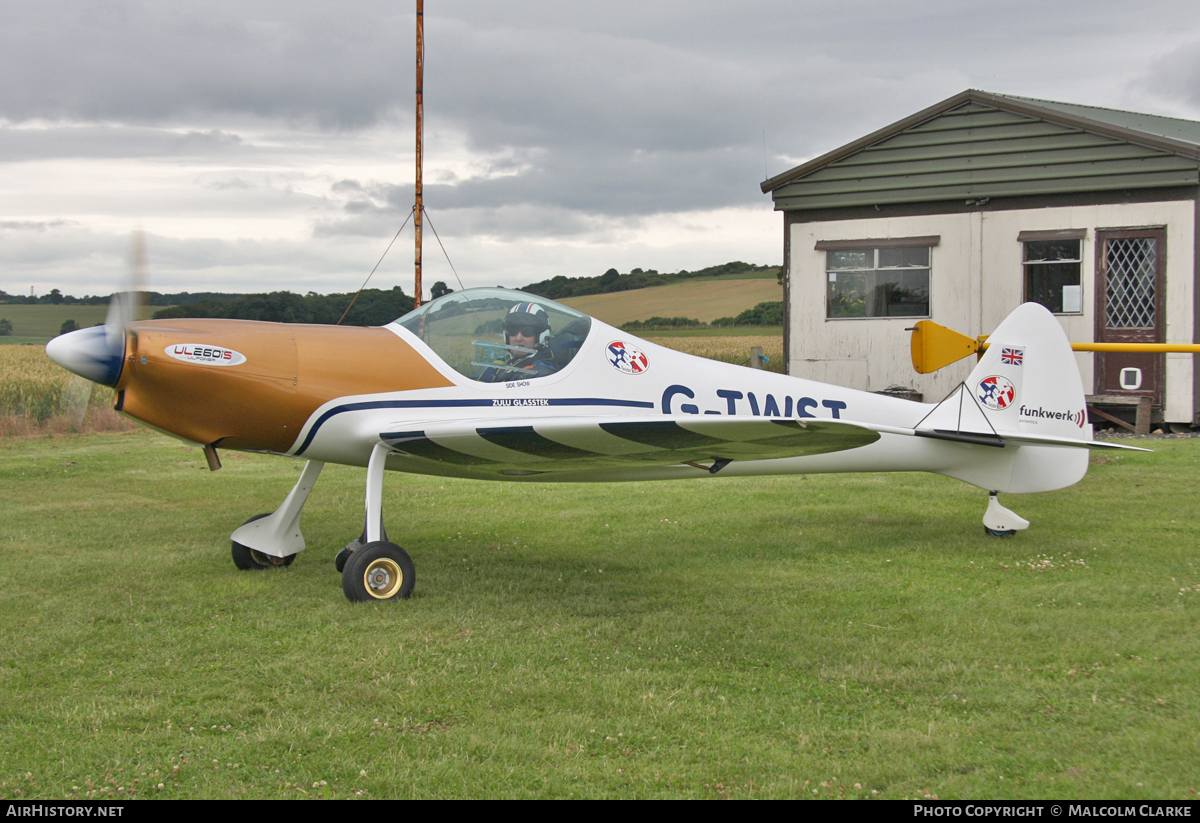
414,0,424,307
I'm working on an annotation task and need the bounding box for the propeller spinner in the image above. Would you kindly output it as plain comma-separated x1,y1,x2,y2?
45,232,147,387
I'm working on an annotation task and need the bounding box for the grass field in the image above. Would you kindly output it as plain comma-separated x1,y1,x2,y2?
560,275,782,326
1,429,1196,799
0,305,109,342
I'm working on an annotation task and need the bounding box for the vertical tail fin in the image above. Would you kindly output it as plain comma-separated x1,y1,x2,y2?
920,303,1089,440
919,303,1092,493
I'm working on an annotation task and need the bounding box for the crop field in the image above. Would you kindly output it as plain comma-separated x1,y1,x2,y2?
1,427,1197,800
0,345,130,434
560,276,782,326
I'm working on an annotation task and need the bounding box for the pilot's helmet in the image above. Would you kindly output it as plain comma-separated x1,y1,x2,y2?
504,302,550,346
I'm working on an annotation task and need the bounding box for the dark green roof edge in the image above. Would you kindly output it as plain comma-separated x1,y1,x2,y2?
761,89,1200,195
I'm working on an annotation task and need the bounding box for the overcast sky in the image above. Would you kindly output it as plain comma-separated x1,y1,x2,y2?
3,0,1200,299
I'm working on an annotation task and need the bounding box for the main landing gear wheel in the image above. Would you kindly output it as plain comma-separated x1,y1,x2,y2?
231,513,297,570
342,541,415,602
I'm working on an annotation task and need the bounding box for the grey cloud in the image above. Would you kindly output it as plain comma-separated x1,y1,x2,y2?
4,0,1200,295
425,146,766,214
0,219,78,231
1138,39,1200,110
0,223,382,295
313,141,763,241
315,200,623,243
312,210,401,238
432,205,636,241
203,177,256,191
0,123,247,162
1,1,414,127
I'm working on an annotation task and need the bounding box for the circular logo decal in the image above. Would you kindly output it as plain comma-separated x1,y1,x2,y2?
165,344,247,366
977,375,1015,411
606,341,649,375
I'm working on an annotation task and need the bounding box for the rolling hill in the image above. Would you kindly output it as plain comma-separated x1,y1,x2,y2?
558,275,782,326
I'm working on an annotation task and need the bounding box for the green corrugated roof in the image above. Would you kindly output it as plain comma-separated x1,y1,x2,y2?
999,94,1200,147
764,90,1200,212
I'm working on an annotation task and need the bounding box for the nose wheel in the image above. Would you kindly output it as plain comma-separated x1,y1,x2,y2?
231,513,297,569
342,541,416,601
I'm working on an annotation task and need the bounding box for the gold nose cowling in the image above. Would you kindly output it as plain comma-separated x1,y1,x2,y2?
115,320,454,453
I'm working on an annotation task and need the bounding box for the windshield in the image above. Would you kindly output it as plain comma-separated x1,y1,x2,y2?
394,288,592,382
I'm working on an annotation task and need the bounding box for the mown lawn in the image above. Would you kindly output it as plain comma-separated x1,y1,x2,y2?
0,430,1196,799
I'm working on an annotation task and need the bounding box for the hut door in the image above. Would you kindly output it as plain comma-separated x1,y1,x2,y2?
1094,228,1165,405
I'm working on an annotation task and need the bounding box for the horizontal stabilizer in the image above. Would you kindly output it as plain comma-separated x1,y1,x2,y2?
913,384,1147,451
915,383,997,436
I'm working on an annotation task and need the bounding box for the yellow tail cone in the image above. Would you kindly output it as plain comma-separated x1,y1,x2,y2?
910,320,982,374
910,319,1200,374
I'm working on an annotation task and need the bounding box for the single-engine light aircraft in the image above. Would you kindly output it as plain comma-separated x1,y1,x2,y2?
46,287,1143,601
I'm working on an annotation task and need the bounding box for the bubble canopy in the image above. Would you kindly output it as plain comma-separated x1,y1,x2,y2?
394,288,593,383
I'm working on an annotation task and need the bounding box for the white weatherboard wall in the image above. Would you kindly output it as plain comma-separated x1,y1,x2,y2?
788,200,1196,421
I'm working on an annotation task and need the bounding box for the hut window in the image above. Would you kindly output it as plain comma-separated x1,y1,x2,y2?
824,246,930,319
1023,238,1082,314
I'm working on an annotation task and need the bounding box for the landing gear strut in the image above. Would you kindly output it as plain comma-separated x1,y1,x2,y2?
229,460,324,567
229,445,417,601
335,518,389,573
340,443,415,601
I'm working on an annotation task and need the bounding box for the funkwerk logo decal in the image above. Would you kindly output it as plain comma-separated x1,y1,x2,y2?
606,341,649,374
1020,405,1087,428
165,344,247,366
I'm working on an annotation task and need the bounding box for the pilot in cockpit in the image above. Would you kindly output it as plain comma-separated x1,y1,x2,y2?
478,302,560,382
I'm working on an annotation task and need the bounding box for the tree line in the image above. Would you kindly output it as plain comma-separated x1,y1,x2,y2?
8,261,781,329
151,287,420,326
619,301,783,331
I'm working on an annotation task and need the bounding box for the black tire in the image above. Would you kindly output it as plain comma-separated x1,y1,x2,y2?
984,527,1016,538
231,513,297,570
342,541,415,602
334,546,354,573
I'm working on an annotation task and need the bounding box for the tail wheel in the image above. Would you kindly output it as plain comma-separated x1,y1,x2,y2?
342,541,415,602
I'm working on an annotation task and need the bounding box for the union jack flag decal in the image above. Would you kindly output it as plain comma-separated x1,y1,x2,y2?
1000,347,1024,366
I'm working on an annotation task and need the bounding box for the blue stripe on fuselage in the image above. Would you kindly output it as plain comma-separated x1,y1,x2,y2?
293,396,656,456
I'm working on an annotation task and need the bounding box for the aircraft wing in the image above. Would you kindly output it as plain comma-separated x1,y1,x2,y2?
379,415,882,477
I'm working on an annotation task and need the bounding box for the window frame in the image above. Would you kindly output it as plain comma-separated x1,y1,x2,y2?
1019,229,1085,316
816,236,937,320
